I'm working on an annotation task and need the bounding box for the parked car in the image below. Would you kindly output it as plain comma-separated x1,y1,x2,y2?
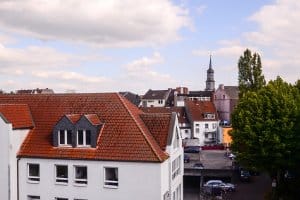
203,180,236,192
184,146,200,153
240,170,251,182
184,154,190,163
193,162,204,169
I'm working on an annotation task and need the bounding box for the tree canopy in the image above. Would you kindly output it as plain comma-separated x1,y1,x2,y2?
232,49,300,198
238,49,266,97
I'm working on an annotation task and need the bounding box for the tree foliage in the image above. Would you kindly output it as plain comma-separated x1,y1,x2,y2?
238,49,266,97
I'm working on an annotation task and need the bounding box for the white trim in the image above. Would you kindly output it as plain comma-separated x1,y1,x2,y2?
27,163,40,183
58,130,72,147
76,130,91,147
73,165,88,186
103,167,119,189
55,165,68,185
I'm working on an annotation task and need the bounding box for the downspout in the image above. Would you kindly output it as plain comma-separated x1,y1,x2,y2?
17,157,20,200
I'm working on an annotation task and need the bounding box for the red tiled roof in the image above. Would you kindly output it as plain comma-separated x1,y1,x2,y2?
140,113,171,151
65,114,81,124
141,107,188,124
0,104,34,129
85,114,101,125
0,93,169,162
185,100,218,121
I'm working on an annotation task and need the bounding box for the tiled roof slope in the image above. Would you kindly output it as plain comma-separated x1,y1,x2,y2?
0,93,168,162
185,100,218,121
142,89,171,100
0,104,34,129
140,113,172,151
141,107,188,124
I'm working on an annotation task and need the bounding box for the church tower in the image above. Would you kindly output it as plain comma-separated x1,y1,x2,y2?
205,55,215,91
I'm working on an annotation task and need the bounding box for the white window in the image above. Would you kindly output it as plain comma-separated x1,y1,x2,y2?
77,130,91,146
195,128,200,133
58,130,72,146
74,166,87,185
104,167,118,188
205,123,208,129
27,164,40,183
172,156,181,180
55,165,68,184
27,195,40,200
213,123,217,129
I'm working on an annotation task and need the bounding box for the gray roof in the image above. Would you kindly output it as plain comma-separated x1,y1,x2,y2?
224,86,239,99
142,89,171,100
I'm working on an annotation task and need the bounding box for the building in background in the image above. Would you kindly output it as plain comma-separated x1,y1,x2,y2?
214,84,239,124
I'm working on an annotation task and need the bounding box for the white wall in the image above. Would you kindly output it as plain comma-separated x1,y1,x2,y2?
0,117,10,200
193,121,219,146
19,158,169,200
9,129,30,200
142,99,165,107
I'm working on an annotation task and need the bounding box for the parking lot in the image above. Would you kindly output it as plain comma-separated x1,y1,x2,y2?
184,150,233,170
183,149,271,200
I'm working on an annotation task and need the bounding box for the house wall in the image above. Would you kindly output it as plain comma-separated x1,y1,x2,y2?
9,129,30,200
141,99,166,107
192,121,218,146
0,117,10,200
214,90,231,122
19,158,169,200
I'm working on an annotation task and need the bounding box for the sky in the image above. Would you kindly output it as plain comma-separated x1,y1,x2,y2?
0,0,299,94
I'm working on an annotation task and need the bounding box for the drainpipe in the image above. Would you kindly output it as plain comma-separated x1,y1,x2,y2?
17,158,20,200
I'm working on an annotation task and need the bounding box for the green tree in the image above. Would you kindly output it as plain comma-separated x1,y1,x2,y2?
231,77,300,198
238,49,266,97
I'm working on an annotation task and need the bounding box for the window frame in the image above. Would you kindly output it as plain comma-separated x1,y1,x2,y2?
73,165,88,186
104,167,119,188
27,163,40,183
27,195,40,200
58,129,72,146
76,130,91,147
55,165,68,184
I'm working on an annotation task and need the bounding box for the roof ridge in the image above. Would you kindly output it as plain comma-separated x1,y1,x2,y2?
116,93,166,162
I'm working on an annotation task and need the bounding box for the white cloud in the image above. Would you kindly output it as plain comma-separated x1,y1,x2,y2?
0,0,191,47
123,52,177,92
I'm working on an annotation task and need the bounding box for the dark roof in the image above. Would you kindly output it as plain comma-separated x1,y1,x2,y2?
224,86,239,99
119,91,141,106
177,90,212,97
0,104,34,129
0,93,170,162
185,100,218,122
142,89,171,100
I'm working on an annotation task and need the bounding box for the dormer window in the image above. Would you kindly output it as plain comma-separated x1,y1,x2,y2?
77,130,91,147
58,130,72,146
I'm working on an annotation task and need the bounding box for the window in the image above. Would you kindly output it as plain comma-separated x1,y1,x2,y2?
28,164,40,182
27,195,40,200
77,130,91,146
55,165,68,184
172,156,181,180
195,128,200,133
184,129,188,133
205,133,208,138
74,166,87,185
205,124,208,129
104,167,118,188
158,100,163,104
213,123,217,129
58,130,72,146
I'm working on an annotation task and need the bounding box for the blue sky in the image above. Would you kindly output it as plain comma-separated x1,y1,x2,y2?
0,0,299,94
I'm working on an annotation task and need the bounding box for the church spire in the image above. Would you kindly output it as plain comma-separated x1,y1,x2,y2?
205,55,215,91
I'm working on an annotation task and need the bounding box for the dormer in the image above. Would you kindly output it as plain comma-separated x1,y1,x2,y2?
53,114,102,148
203,112,215,119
